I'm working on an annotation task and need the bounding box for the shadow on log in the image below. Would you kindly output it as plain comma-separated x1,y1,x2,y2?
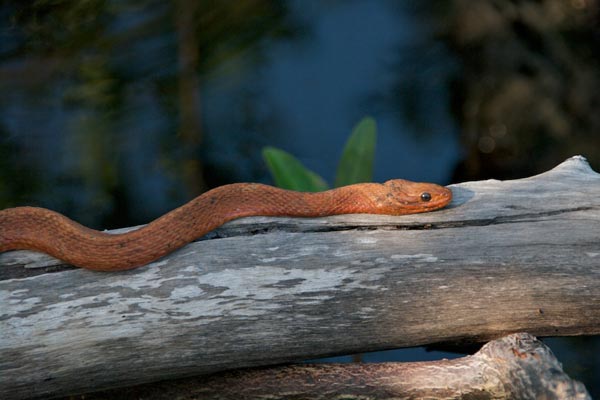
63,333,591,400
1,156,599,398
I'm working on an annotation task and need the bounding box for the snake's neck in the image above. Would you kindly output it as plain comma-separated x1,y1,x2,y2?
198,183,378,220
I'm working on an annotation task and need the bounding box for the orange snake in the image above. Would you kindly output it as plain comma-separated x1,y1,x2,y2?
0,180,452,271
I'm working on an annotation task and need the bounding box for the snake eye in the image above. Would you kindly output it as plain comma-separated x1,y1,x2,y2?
420,192,431,202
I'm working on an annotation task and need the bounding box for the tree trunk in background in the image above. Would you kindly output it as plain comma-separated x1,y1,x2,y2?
174,0,205,196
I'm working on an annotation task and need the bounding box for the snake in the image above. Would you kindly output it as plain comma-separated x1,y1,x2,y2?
0,180,452,271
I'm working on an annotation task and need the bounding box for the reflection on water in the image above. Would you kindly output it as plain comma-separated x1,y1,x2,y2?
0,1,460,228
0,0,598,395
1,0,305,227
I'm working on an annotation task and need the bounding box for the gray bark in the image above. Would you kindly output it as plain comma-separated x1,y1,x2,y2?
69,333,591,400
1,156,599,399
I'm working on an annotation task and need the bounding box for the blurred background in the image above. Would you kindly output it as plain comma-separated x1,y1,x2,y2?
1,0,598,395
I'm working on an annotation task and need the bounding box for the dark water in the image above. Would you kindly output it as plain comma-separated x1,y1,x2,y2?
1,0,598,396
0,1,460,228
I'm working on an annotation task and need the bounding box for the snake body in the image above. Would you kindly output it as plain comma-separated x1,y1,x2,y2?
0,180,452,271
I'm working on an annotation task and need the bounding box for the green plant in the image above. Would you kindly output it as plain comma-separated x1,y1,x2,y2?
262,117,377,192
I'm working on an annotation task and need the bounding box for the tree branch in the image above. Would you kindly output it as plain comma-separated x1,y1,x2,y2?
71,333,591,400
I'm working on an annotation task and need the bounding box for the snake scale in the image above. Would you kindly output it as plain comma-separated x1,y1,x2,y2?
0,180,452,271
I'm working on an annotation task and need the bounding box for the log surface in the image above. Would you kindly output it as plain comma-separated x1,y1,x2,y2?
1,156,599,399
73,333,591,400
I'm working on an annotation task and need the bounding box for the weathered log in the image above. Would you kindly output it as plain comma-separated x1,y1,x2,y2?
62,333,591,400
1,156,599,399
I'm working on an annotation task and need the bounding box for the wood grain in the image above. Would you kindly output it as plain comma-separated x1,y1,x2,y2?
1,156,599,399
70,333,591,400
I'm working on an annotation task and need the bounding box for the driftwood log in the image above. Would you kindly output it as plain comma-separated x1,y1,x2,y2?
63,333,591,400
1,156,599,399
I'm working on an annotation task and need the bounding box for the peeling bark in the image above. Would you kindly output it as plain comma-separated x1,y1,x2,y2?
71,333,591,400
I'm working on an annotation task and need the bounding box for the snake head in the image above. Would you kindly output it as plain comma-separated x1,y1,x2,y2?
380,179,452,215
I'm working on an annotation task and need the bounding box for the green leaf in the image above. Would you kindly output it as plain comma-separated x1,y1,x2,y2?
334,116,377,187
262,147,329,192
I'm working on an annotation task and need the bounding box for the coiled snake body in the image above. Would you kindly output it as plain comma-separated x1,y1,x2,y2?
0,180,452,271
